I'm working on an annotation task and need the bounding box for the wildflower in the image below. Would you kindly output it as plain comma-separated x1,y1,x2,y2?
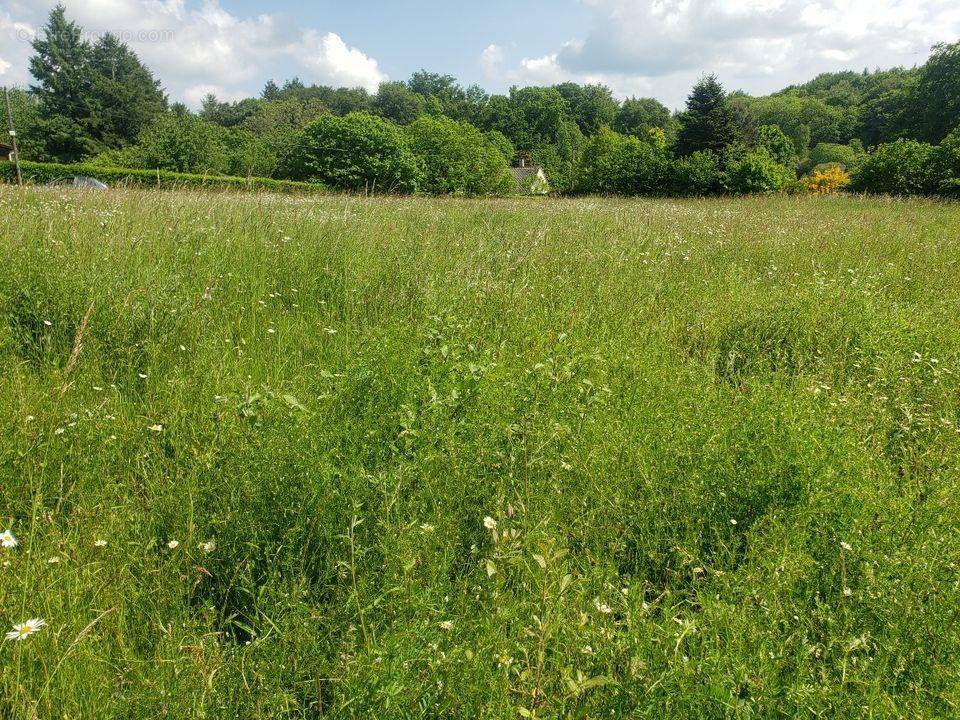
148,424,163,432
47,556,60,564
840,541,852,552
1,530,18,549
167,540,180,549
43,320,52,327
594,600,613,615
198,540,215,553
94,539,107,548
483,516,497,530
439,620,454,631
6,618,46,641
843,587,853,597
419,523,435,534
729,518,738,526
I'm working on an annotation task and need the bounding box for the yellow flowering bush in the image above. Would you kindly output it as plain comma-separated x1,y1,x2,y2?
803,164,852,194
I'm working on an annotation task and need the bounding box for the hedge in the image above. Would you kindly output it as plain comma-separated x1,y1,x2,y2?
0,160,326,195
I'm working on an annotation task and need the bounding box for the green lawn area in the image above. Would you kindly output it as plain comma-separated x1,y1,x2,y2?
2,188,960,718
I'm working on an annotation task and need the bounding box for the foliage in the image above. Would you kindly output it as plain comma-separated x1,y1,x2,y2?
484,131,515,166
577,127,669,195
676,75,741,156
28,5,166,161
287,112,421,192
755,124,797,167
0,159,324,193
372,82,426,125
614,97,674,138
3,89,47,161
932,127,960,185
724,149,794,194
405,115,514,195
801,164,852,194
555,83,618,136
907,41,960,143
670,150,723,196
805,142,863,173
124,110,230,175
851,139,938,196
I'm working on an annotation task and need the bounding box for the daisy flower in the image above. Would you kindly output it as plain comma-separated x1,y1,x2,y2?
198,540,215,553
94,539,107,548
1,530,17,549
6,618,46,641
483,516,497,530
167,540,180,549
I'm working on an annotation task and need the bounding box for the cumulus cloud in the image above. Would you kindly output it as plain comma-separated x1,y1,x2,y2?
501,0,960,108
480,44,506,78
295,31,386,92
0,0,386,104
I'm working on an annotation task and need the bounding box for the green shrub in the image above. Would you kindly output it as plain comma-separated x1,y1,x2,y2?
724,150,794,194
577,127,669,195
0,160,324,194
670,150,723,196
756,124,797,167
933,127,960,188
125,111,231,175
405,115,514,196
852,139,938,195
287,112,421,193
805,142,864,173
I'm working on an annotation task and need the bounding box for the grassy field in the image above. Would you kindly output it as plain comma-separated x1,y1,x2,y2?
1,188,960,719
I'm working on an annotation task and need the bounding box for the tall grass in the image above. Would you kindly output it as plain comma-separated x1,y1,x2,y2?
1,188,960,718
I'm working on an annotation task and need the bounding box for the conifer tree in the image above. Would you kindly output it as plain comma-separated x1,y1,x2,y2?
676,75,740,156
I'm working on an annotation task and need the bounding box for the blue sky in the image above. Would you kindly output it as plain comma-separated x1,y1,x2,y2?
219,0,590,90
1,1,958,110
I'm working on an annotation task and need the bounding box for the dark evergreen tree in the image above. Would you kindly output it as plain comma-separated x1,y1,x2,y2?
261,80,281,102
87,33,166,148
676,75,740,156
28,4,93,160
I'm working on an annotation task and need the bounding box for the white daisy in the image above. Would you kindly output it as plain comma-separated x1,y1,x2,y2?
94,539,107,548
6,618,46,641
439,620,454,631
198,540,215,553
167,540,180,549
483,516,497,530
1,530,17,549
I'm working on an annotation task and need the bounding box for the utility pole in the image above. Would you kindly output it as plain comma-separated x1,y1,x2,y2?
3,87,23,187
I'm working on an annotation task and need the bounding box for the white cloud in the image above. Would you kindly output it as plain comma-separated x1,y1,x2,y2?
480,43,505,78
0,0,387,105
296,31,386,92
499,0,960,108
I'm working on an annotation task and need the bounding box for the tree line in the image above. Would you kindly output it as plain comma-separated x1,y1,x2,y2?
7,5,960,197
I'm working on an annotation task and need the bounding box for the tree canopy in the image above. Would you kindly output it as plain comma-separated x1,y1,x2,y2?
11,6,960,199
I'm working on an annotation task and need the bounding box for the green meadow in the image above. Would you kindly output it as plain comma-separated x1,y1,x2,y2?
2,188,960,718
